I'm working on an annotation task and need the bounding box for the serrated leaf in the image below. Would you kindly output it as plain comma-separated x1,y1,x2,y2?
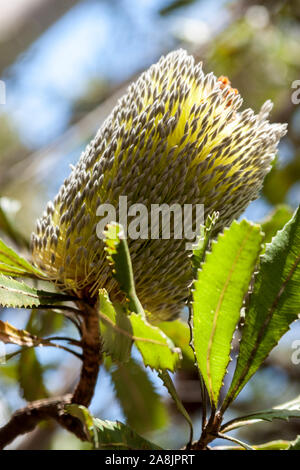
110,358,168,433
158,319,194,366
221,394,300,432
98,290,181,371
103,223,144,316
0,237,45,278
129,313,181,371
99,289,132,362
191,211,219,275
0,262,30,277
224,206,300,409
192,220,263,406
158,369,193,445
0,274,75,308
66,404,162,450
261,205,293,245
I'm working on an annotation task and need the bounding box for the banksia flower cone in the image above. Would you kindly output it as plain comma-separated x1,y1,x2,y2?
32,49,287,321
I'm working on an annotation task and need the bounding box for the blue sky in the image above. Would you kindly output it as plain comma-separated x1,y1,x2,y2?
3,0,228,147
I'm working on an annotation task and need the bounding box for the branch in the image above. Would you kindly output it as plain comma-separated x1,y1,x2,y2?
0,395,86,449
191,410,222,450
72,300,102,406
0,298,102,449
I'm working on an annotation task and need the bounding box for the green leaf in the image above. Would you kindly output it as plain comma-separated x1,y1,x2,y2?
129,312,181,371
288,435,300,450
110,358,168,433
224,206,300,409
0,237,45,278
66,404,162,450
192,220,263,406
221,394,300,432
158,369,193,445
102,223,180,370
158,319,194,366
90,419,163,450
64,404,97,444
215,440,290,450
98,290,181,371
16,309,56,401
103,223,144,316
191,211,219,276
261,205,293,245
18,348,48,401
99,289,132,362
0,274,75,308
253,440,290,450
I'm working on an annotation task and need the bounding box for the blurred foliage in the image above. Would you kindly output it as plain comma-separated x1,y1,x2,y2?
70,78,111,124
110,358,168,434
0,116,22,158
18,348,48,401
261,205,293,244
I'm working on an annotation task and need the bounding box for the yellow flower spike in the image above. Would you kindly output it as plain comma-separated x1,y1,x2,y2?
31,49,287,321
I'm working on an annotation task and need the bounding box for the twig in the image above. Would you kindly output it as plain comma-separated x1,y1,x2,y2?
217,432,254,450
33,304,82,315
31,305,83,334
45,336,82,347
0,298,102,448
46,342,83,360
0,395,86,449
191,408,222,450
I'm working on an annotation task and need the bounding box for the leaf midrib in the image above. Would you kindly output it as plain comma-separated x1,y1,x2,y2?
225,251,300,408
99,311,174,348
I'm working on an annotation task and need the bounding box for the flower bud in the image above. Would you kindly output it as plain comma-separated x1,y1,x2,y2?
32,49,287,321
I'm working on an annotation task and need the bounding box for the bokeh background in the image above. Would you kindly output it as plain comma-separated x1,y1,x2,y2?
0,0,299,450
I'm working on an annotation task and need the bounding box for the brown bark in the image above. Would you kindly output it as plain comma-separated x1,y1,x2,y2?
72,301,102,406
0,300,102,450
